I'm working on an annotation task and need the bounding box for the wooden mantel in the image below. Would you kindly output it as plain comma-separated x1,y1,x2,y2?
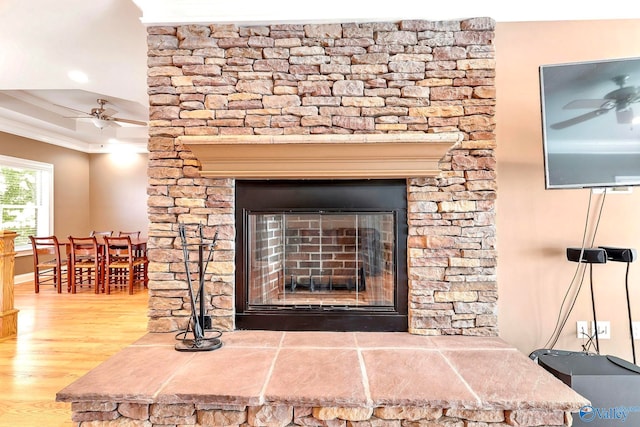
180,133,462,179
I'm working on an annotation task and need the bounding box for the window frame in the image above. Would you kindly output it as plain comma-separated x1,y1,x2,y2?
0,155,54,252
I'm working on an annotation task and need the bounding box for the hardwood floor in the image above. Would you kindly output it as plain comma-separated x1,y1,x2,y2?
0,282,148,427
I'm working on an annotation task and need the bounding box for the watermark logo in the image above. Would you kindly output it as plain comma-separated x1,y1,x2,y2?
579,405,640,423
579,406,596,423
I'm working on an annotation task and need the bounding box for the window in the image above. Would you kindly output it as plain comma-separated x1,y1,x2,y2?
0,155,53,251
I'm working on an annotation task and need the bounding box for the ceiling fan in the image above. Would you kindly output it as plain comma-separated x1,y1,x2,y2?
551,75,640,130
59,98,147,129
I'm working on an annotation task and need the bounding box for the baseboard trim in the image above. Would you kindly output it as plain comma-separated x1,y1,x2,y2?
14,273,32,284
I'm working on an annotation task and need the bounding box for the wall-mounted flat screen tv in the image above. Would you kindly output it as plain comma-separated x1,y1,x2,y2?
540,57,640,189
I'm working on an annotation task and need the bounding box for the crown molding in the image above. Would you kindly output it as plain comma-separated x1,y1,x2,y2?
131,0,637,26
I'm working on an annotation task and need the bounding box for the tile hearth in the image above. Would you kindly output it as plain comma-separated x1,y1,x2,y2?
56,332,588,426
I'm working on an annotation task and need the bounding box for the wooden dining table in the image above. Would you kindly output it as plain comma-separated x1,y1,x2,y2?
95,236,148,255
58,236,148,255
58,236,148,293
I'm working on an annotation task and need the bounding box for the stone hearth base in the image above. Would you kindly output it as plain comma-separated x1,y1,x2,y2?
56,332,588,426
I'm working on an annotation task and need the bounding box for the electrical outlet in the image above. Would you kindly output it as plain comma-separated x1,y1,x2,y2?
577,321,590,339
592,321,611,339
633,322,640,340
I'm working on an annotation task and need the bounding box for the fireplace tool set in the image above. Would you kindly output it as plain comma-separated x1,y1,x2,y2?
175,223,222,352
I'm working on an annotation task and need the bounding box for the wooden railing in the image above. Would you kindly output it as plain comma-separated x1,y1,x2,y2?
0,230,18,339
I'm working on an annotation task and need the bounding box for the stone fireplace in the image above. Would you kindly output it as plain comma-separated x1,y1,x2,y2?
146,18,498,336
55,16,588,427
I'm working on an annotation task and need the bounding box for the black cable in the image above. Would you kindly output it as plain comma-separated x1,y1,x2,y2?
585,191,607,354
624,261,636,364
580,327,597,353
589,262,600,354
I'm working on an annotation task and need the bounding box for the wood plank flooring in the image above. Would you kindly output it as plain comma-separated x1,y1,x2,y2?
0,282,148,427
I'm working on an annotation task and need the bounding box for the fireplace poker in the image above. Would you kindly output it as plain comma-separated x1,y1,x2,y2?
194,225,218,329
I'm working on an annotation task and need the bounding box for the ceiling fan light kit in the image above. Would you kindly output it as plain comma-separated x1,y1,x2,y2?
91,117,112,129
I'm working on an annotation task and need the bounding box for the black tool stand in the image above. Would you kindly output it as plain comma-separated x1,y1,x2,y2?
175,225,222,352
537,350,640,426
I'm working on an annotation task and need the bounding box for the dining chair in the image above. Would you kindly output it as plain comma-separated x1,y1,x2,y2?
29,235,68,293
82,232,110,289
118,231,143,258
68,236,102,294
103,236,148,295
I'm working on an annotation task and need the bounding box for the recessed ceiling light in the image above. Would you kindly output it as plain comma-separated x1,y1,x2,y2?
67,70,89,84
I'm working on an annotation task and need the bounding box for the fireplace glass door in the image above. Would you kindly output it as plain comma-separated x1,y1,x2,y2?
247,211,395,308
235,179,408,331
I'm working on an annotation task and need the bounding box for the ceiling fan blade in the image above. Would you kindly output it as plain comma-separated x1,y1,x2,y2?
63,114,92,119
101,107,118,118
550,108,610,129
563,99,614,110
54,103,91,116
111,117,148,126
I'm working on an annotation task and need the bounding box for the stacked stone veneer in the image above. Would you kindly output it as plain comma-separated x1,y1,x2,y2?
71,402,572,426
146,18,497,335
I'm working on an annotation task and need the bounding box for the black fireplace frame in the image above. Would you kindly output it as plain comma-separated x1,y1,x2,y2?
235,179,408,331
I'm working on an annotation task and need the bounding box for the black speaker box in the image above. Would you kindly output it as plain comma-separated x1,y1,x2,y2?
537,352,640,426
566,247,607,264
599,246,637,263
